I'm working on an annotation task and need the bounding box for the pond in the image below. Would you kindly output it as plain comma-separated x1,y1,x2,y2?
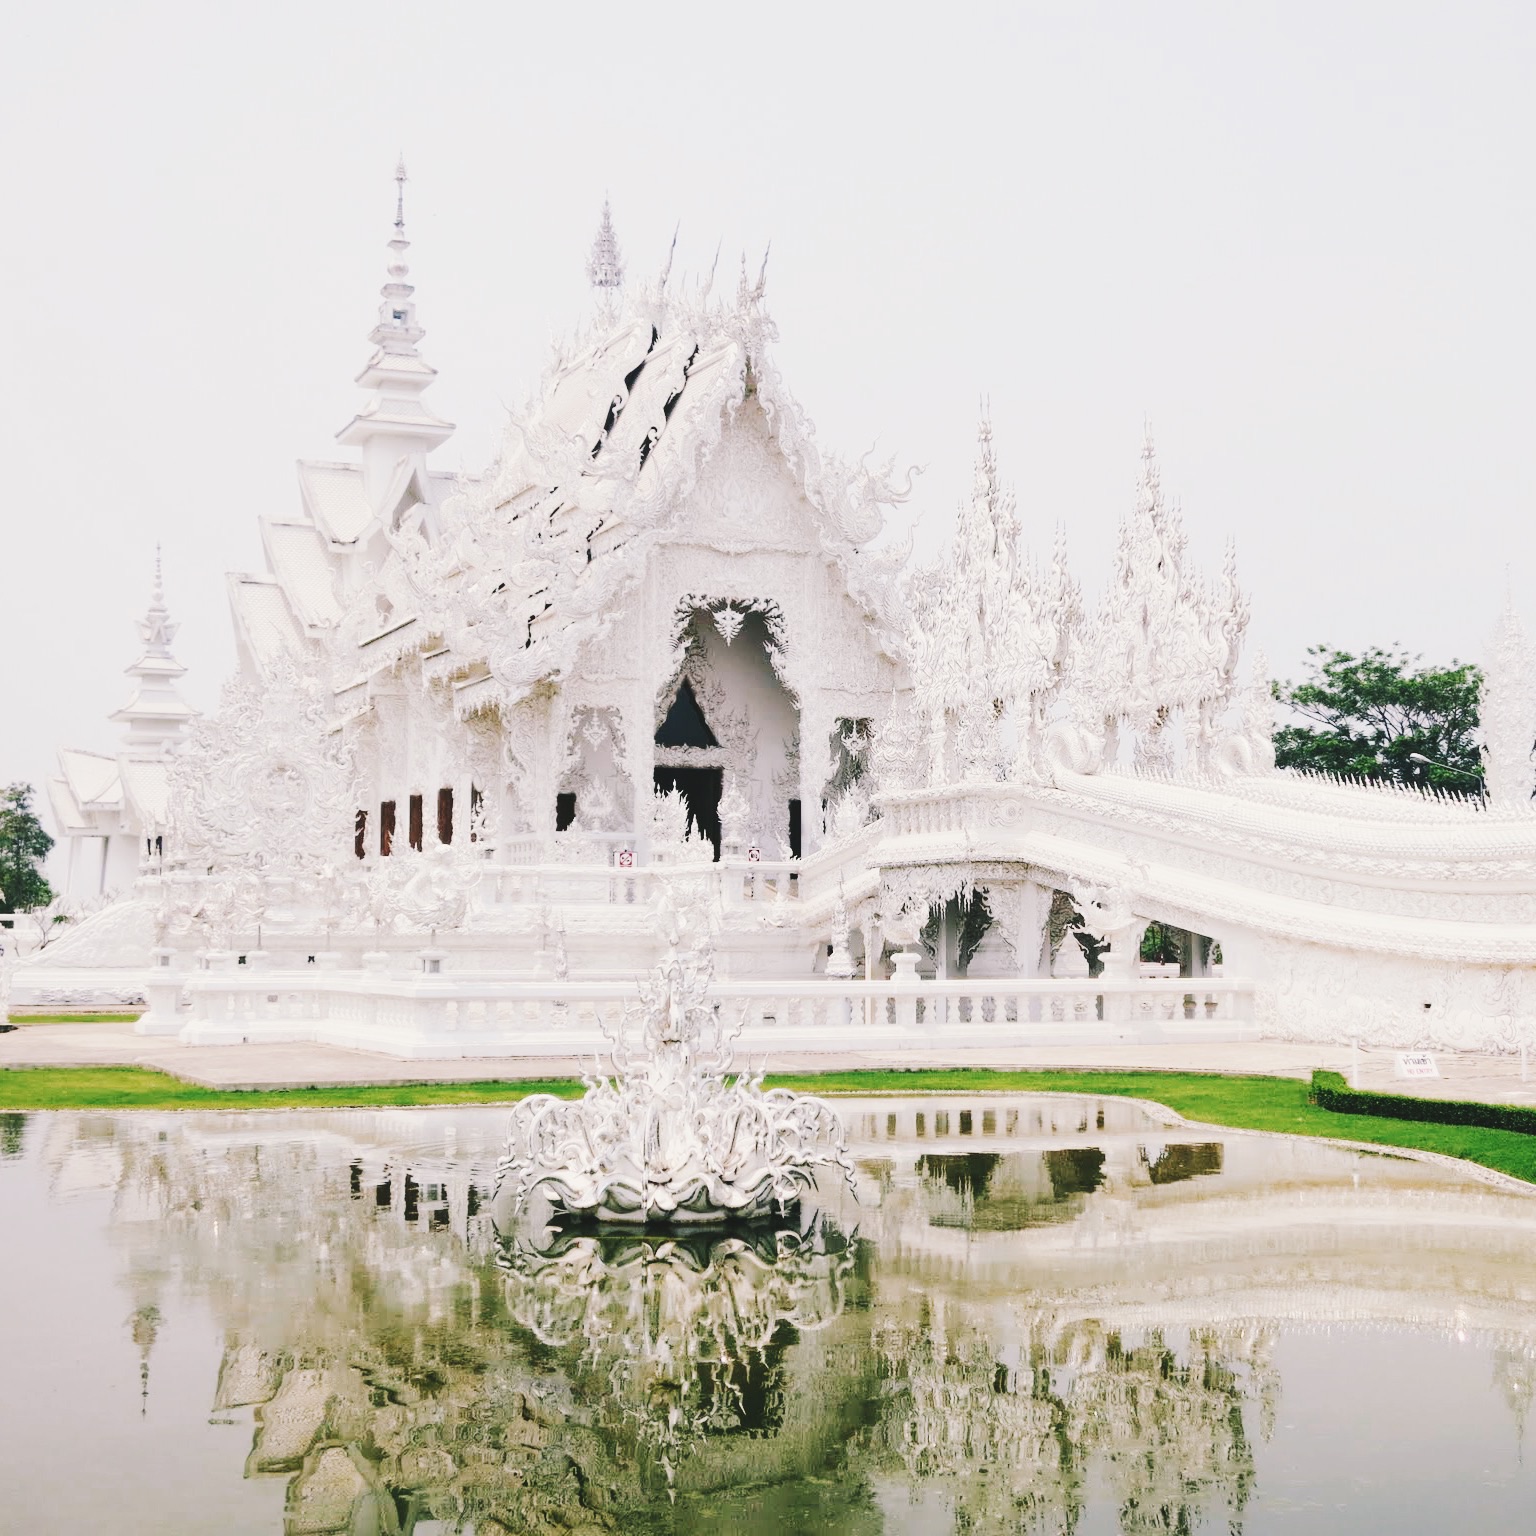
2,1095,1535,1534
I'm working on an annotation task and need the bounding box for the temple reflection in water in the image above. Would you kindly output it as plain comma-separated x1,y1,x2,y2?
12,1096,1536,1533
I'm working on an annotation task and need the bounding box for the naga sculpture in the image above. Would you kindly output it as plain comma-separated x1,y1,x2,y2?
495,891,854,1225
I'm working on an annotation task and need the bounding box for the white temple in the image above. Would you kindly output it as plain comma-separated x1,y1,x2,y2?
16,168,1536,1057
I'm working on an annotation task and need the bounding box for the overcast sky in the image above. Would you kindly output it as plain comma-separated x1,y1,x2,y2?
4,2,1534,840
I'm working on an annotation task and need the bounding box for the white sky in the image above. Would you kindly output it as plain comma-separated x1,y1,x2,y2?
4,2,1534,843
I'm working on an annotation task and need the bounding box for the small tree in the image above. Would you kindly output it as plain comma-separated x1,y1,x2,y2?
0,783,55,913
1274,646,1483,795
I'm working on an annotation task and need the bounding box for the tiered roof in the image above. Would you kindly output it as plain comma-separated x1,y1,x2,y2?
231,198,913,717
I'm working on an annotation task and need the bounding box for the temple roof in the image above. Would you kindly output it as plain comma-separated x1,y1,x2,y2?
58,748,120,809
120,760,171,829
379,276,909,712
228,573,310,671
260,518,345,627
227,248,910,707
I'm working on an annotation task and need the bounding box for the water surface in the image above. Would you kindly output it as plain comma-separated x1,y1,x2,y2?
2,1096,1534,1534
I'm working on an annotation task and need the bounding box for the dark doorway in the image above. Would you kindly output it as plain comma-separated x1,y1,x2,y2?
788,798,802,860
653,766,722,858
655,679,719,749
555,791,577,832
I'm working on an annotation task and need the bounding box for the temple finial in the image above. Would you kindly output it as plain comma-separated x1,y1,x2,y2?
334,157,454,479
587,197,624,292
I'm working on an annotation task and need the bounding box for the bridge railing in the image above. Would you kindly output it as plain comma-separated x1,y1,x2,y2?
167,969,1255,1056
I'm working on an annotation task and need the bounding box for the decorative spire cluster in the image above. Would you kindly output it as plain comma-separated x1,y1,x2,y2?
1075,432,1249,772
904,415,1080,784
892,425,1259,790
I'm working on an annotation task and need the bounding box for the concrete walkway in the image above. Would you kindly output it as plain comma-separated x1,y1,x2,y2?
5,1020,1536,1102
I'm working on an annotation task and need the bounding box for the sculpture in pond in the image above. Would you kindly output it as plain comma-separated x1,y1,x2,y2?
495,891,855,1225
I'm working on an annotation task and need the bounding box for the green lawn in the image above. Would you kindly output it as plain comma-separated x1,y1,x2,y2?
4,1013,144,1025
0,1067,582,1111
3,1063,1534,1186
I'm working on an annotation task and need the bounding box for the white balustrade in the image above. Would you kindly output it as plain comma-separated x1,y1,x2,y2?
176,969,1255,1057
479,855,805,909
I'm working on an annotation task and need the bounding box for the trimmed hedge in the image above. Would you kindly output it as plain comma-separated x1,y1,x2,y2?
1309,1069,1536,1136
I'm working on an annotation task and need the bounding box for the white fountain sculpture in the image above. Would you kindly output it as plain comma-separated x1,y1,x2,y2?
496,893,855,1225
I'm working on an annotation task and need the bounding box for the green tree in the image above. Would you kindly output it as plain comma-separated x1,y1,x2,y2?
1273,646,1483,795
0,783,55,912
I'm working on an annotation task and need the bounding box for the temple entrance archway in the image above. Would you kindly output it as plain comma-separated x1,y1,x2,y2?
654,602,799,858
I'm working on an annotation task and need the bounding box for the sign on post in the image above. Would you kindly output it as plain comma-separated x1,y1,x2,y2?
1394,1051,1440,1080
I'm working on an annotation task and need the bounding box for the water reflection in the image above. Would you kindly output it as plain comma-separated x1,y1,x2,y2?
873,1306,1275,1533
8,1099,1536,1533
497,1221,860,1487
918,1147,1107,1230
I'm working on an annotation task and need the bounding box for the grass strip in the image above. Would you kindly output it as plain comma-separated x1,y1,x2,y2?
4,1063,1535,1186
5,1013,144,1025
0,1066,582,1111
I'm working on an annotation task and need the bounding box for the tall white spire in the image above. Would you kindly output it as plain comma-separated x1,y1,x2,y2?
112,548,197,761
586,197,625,292
1480,590,1536,807
336,158,454,505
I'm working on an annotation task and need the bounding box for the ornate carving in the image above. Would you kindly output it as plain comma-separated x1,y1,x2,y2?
496,890,854,1223
168,655,358,880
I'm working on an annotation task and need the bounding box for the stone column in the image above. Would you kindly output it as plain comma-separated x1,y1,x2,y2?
992,879,1054,979
797,702,835,858
620,685,655,857
1178,930,1213,979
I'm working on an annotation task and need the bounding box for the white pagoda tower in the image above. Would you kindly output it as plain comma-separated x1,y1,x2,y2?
49,553,197,901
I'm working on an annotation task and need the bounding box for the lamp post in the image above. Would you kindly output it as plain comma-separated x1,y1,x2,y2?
1406,753,1483,794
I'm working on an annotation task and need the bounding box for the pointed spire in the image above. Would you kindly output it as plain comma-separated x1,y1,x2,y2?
372,154,421,356
586,198,624,292
1481,591,1536,807
658,221,680,290
336,158,454,500
112,551,197,761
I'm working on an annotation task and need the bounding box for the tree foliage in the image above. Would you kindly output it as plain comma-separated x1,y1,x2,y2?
0,783,55,913
1273,646,1483,794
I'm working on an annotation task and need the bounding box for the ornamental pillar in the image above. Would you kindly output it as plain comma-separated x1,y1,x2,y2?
797,703,835,858
620,685,655,853
991,879,1054,979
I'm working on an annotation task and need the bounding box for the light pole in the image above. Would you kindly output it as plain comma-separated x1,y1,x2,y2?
1406,752,1484,795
